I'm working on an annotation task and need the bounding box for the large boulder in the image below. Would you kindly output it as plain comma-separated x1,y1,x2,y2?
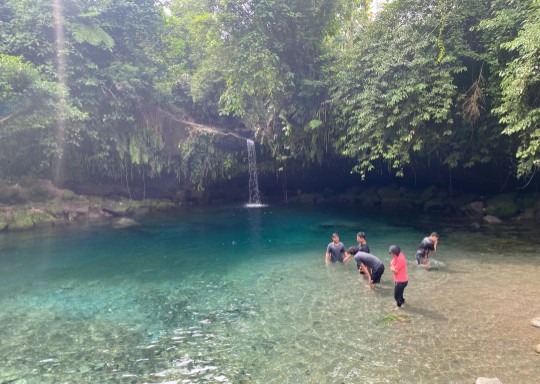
378,186,401,208
399,187,421,209
485,193,519,219
418,185,438,204
21,179,58,201
460,201,484,216
516,193,537,210
359,187,381,207
423,191,451,213
9,208,56,230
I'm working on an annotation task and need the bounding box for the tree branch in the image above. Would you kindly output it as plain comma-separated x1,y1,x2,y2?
0,103,36,128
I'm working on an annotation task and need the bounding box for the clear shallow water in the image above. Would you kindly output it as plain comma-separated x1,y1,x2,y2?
0,204,539,383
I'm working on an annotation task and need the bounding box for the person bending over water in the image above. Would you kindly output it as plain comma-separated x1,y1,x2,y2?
415,232,439,267
325,233,346,265
389,245,408,309
345,247,385,289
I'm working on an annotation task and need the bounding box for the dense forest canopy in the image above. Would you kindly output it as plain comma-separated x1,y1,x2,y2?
0,0,538,194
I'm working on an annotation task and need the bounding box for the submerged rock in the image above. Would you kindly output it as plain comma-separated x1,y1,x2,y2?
483,215,503,224
113,217,139,229
475,378,502,384
0,371,20,383
531,317,540,328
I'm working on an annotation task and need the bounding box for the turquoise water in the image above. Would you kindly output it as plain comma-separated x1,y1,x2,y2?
0,204,539,383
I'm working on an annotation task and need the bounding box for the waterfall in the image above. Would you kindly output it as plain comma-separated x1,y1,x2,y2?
246,139,265,207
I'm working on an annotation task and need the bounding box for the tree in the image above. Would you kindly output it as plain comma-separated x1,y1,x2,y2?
482,0,540,179
326,0,507,179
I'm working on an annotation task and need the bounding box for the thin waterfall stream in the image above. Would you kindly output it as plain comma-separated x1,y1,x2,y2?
246,139,265,207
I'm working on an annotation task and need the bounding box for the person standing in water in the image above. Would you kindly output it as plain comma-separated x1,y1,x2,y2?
345,247,385,289
415,232,439,266
356,232,369,274
356,232,370,253
389,245,408,309
325,233,346,265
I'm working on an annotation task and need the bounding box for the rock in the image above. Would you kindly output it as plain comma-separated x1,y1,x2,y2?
483,215,503,224
460,201,484,216
419,185,437,204
399,187,421,209
470,222,481,230
534,344,540,354
112,217,139,229
531,317,540,328
475,378,502,384
485,193,519,219
452,192,480,208
359,187,381,207
514,208,536,221
0,371,20,383
378,186,401,208
516,193,537,210
423,196,451,212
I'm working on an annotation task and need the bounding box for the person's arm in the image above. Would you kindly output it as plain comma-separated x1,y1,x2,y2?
325,251,330,265
360,263,371,281
343,252,352,263
393,255,405,273
390,259,397,273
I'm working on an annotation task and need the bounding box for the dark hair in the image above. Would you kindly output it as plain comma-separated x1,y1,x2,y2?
356,232,366,238
332,233,339,238
389,245,401,255
430,232,439,238
347,246,359,255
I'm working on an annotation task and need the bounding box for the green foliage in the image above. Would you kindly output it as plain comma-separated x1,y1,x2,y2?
493,0,540,177
327,0,503,178
178,132,237,190
0,0,179,184
1,0,539,192
0,54,85,177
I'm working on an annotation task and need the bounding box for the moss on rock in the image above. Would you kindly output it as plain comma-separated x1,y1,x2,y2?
485,193,519,219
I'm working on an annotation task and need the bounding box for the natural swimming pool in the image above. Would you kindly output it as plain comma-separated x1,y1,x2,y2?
0,204,539,383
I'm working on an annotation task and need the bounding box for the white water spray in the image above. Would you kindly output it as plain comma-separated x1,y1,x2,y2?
245,139,265,208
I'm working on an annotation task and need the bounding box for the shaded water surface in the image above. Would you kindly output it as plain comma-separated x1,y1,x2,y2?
0,205,539,383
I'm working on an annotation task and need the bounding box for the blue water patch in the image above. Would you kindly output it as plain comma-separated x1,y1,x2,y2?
0,204,539,383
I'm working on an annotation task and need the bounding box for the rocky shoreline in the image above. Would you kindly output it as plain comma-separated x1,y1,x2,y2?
288,184,540,224
0,179,178,232
1,179,539,233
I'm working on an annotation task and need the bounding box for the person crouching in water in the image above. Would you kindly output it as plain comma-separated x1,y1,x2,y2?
344,247,385,289
389,245,408,310
415,232,439,267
